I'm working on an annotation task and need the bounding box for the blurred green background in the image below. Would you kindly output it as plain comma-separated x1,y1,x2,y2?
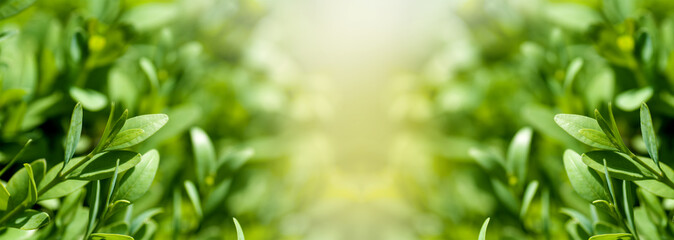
3,0,674,239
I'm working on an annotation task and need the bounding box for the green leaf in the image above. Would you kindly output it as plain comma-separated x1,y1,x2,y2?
636,188,666,227
588,233,633,240
89,233,134,240
621,181,636,237
86,181,102,237
110,114,168,149
564,150,610,202
506,127,532,188
106,129,145,150
594,108,628,153
113,150,159,202
67,151,142,180
6,209,49,230
24,164,37,204
634,161,674,198
562,208,593,236
184,180,202,218
38,162,88,200
101,110,129,150
478,217,489,240
139,58,158,91
578,129,617,150
64,103,83,165
639,103,659,167
581,151,653,181
233,217,245,240
592,200,618,220
0,0,37,19
106,200,131,219
564,58,583,90
70,87,108,112
615,87,653,112
0,183,9,211
190,127,216,188
554,114,615,149
129,208,162,235
132,219,157,240
520,181,538,218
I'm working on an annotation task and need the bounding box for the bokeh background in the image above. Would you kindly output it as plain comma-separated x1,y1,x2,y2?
4,0,674,239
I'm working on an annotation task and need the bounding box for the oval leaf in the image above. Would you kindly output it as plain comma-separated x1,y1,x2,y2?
6,209,49,230
106,129,145,150
554,114,615,149
69,87,108,112
640,103,659,167
113,150,160,202
64,103,83,165
564,150,610,202
112,114,168,149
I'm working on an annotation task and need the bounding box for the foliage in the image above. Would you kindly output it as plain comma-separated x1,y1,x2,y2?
0,0,275,239
395,0,674,239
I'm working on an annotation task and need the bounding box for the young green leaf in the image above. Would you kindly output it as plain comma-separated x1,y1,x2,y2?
190,127,216,188
67,151,142,181
86,181,102,238
581,151,653,181
106,200,131,219
106,129,145,150
588,233,633,240
621,181,637,237
6,209,50,230
24,164,37,204
0,183,9,211
554,114,615,149
506,127,532,188
233,217,245,240
594,109,628,153
64,103,83,165
563,150,610,202
113,150,160,202
69,87,108,112
639,103,659,167
89,233,134,240
109,114,168,149
478,217,489,240
520,180,538,218
184,180,202,218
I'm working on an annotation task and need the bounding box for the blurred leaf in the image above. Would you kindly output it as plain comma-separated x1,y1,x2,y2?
0,0,37,19
561,208,593,236
139,58,158,91
545,3,601,31
129,208,161,235
190,127,216,188
6,209,49,230
233,217,245,240
564,150,610,202
184,180,202,218
615,87,653,112
70,87,108,112
506,127,532,188
520,181,538,218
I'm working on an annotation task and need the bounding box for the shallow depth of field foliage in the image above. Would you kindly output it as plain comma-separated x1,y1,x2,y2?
7,0,674,239
404,0,674,239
